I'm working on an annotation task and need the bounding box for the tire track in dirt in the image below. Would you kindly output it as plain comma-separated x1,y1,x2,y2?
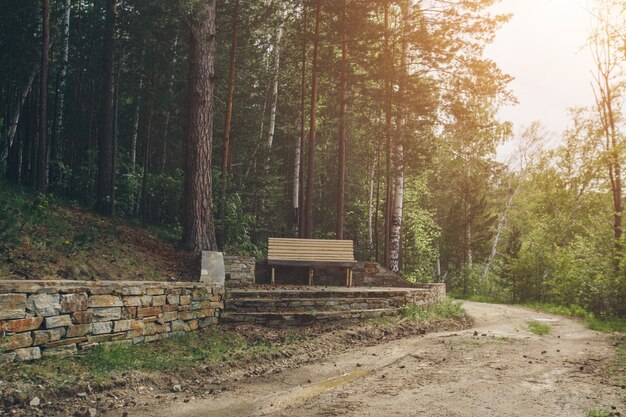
128,302,624,417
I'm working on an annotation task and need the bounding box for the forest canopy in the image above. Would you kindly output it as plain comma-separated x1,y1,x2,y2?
0,0,624,317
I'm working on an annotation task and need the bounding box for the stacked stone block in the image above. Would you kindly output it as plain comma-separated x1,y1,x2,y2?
224,255,256,287
0,281,224,362
221,285,447,326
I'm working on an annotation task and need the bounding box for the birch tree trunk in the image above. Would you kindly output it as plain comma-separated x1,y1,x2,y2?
36,0,50,194
388,1,410,273
181,0,218,252
481,180,521,281
1,64,38,164
304,0,321,238
130,76,142,175
267,12,284,148
382,0,394,266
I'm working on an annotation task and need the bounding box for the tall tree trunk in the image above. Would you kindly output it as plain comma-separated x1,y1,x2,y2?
140,79,154,222
52,0,71,170
95,0,116,215
181,0,218,252
382,0,394,266
304,0,321,239
367,153,376,252
36,0,50,194
296,0,308,237
374,128,381,261
130,75,143,175
111,66,118,213
1,64,38,164
336,0,348,240
221,0,238,177
388,1,410,273
2,13,63,167
481,180,521,281
591,6,623,268
267,13,284,148
218,0,239,247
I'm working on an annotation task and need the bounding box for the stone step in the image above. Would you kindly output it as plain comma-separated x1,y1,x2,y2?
219,308,401,326
227,287,428,300
224,297,405,312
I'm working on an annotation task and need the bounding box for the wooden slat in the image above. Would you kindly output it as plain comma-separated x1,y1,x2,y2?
267,237,355,264
267,260,356,267
269,238,353,243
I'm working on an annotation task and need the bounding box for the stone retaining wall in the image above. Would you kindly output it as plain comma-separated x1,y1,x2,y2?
0,280,223,362
224,256,256,287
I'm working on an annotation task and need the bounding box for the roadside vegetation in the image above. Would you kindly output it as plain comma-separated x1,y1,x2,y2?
2,329,275,393
455,294,626,334
586,408,620,417
399,297,465,323
527,320,552,336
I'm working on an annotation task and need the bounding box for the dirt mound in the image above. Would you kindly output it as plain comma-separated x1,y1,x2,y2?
0,205,197,282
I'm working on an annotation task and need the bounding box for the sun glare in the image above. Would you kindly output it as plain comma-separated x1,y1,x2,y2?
487,0,597,160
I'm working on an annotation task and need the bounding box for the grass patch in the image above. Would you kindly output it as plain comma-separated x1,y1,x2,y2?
586,408,616,417
523,302,626,334
1,328,278,391
586,317,626,333
528,320,551,335
451,293,508,304
400,297,465,324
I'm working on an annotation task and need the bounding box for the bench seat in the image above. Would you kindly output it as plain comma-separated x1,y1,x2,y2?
267,238,357,286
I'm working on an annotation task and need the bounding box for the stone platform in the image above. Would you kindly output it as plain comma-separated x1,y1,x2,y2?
220,284,445,327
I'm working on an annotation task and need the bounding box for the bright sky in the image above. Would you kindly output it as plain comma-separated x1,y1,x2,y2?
485,0,596,160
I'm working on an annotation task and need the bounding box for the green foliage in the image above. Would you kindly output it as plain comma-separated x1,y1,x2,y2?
586,408,617,417
403,173,441,282
527,320,551,335
451,292,508,304
2,328,272,387
516,302,626,333
585,317,626,333
82,330,252,375
400,297,465,323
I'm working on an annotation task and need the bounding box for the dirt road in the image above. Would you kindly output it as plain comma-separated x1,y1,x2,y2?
121,302,624,417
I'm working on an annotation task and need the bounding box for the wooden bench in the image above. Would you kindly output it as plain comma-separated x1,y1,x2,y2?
267,238,357,287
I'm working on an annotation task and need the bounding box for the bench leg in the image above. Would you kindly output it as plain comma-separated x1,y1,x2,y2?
346,268,350,287
349,268,353,287
271,267,275,285
308,267,314,286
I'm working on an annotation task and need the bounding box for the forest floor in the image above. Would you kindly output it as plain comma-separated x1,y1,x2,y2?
106,302,625,417
0,183,197,281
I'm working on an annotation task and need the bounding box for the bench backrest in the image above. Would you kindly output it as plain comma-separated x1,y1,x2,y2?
268,238,355,265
